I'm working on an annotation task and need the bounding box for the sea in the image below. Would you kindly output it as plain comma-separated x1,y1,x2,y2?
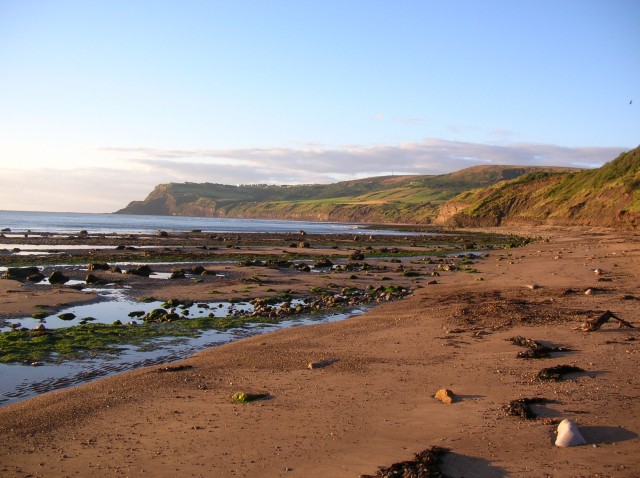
0,210,410,236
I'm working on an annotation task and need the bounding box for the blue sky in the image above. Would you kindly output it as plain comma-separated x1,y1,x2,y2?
0,0,638,212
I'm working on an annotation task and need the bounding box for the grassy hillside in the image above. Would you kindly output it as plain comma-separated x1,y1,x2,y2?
440,147,640,229
117,165,571,223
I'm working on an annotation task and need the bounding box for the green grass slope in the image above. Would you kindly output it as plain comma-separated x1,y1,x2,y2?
440,147,640,229
116,165,570,224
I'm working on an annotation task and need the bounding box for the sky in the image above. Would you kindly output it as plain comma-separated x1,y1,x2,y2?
0,0,638,213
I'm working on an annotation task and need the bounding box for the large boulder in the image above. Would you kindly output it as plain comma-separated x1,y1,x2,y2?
1,266,41,281
48,271,70,284
126,265,153,277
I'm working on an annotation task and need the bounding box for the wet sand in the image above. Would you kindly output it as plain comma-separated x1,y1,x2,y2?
0,226,639,477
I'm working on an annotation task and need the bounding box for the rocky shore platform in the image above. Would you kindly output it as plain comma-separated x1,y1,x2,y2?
0,226,638,477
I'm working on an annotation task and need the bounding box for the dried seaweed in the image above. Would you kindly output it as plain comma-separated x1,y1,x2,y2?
537,365,584,381
503,397,546,420
363,446,450,478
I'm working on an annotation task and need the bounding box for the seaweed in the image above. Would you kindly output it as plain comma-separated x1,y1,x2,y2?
537,365,584,381
363,446,450,478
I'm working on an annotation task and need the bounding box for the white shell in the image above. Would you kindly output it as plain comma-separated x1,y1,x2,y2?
555,419,587,447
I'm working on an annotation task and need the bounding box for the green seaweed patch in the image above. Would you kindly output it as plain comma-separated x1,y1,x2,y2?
0,314,279,364
138,296,157,303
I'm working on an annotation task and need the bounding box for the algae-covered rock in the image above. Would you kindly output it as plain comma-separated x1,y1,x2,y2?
231,391,270,403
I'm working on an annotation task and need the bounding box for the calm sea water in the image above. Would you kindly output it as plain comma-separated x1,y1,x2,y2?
0,210,407,235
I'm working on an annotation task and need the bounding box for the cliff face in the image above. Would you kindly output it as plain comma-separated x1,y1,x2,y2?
115,150,640,230
116,165,574,224
438,148,640,229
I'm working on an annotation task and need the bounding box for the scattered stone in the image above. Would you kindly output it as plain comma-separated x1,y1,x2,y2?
584,288,594,295
593,268,604,275
434,388,455,404
307,359,337,369
58,313,76,321
313,258,333,268
524,283,541,290
555,419,587,447
87,262,110,271
32,324,47,331
349,251,365,261
157,230,169,237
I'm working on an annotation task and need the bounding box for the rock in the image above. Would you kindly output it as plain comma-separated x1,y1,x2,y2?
307,359,336,369
109,266,123,274
555,419,587,447
1,266,41,281
88,262,110,271
524,283,541,290
594,268,604,275
48,270,70,284
1,227,10,232
170,269,186,279
585,288,594,295
434,388,455,404
58,313,76,320
158,230,169,237
298,241,311,248
27,272,45,283
313,258,333,268
33,324,47,331
85,274,102,284
126,265,153,277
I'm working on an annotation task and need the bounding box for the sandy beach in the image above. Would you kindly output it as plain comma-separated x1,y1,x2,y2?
0,226,639,477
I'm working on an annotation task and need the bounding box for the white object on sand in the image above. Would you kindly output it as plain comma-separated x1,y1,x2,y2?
555,419,587,447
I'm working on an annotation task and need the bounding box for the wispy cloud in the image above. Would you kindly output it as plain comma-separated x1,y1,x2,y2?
1,139,628,213
102,139,626,178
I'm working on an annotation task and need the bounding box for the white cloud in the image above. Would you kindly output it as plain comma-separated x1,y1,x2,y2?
1,139,628,213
